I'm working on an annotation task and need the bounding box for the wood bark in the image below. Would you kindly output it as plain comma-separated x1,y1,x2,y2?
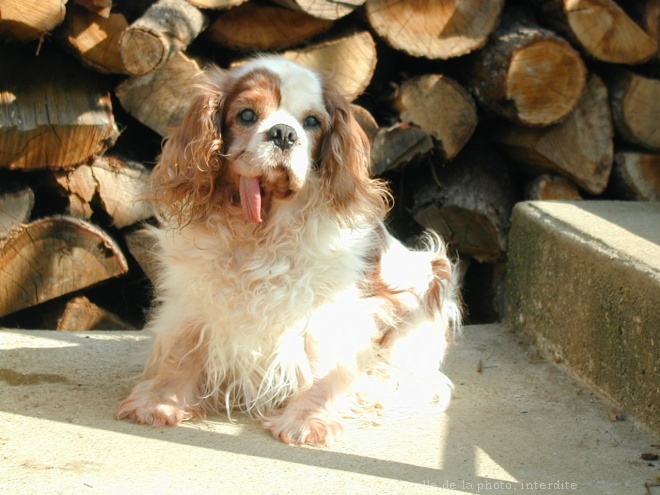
0,0,66,41
208,2,333,51
393,74,477,160
62,5,128,74
530,0,658,64
281,31,377,101
115,51,202,137
524,174,582,200
271,0,365,20
610,151,660,201
57,295,135,331
411,136,515,263
606,70,660,151
371,124,433,176
465,9,587,126
0,45,119,170
0,187,34,239
51,156,153,228
365,0,505,59
119,0,207,76
490,74,613,195
0,216,128,317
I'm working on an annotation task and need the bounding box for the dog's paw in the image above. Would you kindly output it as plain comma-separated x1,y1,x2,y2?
115,382,204,427
264,409,345,446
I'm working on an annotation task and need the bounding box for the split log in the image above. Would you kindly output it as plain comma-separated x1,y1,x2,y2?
371,124,433,176
530,0,658,65
465,8,587,127
525,174,582,200
208,2,333,51
606,70,660,151
281,31,377,101
115,51,202,136
62,5,128,74
57,295,135,331
0,187,34,238
365,0,505,59
124,228,159,283
271,0,365,20
0,0,66,41
609,151,660,201
393,74,477,160
52,156,153,228
0,45,120,170
74,0,112,18
411,136,516,263
0,216,129,318
119,0,207,76
186,0,246,9
490,74,613,195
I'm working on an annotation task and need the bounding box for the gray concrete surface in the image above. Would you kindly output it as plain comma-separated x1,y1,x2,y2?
1,324,658,494
503,201,660,435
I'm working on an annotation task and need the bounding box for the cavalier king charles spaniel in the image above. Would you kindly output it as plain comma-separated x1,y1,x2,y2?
116,56,461,445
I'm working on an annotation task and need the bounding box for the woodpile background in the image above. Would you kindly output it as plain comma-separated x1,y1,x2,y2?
1,0,660,329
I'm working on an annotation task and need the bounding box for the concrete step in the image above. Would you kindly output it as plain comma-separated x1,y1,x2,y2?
1,325,658,494
503,201,660,437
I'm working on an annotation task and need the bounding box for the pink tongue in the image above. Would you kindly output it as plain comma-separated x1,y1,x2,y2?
239,176,262,223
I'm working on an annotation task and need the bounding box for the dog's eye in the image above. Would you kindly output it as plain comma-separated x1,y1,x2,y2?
238,108,257,125
303,115,321,130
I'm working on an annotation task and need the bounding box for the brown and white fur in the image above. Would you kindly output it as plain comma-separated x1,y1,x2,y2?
116,56,461,445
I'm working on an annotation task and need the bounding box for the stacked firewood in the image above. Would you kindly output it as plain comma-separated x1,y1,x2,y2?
1,0,659,328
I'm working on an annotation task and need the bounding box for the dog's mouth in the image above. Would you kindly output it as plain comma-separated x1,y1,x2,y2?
238,166,303,223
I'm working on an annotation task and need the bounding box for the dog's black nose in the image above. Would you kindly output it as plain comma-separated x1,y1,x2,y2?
268,124,297,150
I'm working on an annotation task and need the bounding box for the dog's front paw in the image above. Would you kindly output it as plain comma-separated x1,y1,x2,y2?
264,409,345,446
115,381,204,427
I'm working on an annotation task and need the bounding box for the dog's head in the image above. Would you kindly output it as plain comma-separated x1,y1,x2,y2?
151,56,388,227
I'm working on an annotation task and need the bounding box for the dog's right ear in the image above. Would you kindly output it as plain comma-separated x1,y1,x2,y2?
149,66,228,227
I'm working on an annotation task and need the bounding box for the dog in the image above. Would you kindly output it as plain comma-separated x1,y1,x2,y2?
116,55,461,445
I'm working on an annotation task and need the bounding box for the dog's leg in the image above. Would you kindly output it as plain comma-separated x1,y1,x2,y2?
116,325,207,427
264,295,379,446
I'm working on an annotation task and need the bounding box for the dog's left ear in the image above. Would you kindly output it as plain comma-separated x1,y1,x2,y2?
320,85,388,224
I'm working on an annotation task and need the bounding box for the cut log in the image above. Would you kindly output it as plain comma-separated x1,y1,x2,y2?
371,124,433,176
606,70,660,151
0,186,34,238
0,216,129,318
281,31,377,101
186,0,246,9
0,0,66,41
490,74,613,195
57,295,135,331
52,156,153,228
530,0,658,65
119,0,207,76
0,45,120,170
62,5,128,74
207,2,333,51
411,136,516,263
124,228,159,283
393,74,477,160
610,150,660,201
351,104,378,144
365,0,505,59
74,0,112,18
271,0,365,20
115,51,202,137
525,174,582,200
465,8,587,127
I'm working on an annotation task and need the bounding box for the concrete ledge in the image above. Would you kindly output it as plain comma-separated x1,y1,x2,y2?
504,201,660,435
1,325,658,494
